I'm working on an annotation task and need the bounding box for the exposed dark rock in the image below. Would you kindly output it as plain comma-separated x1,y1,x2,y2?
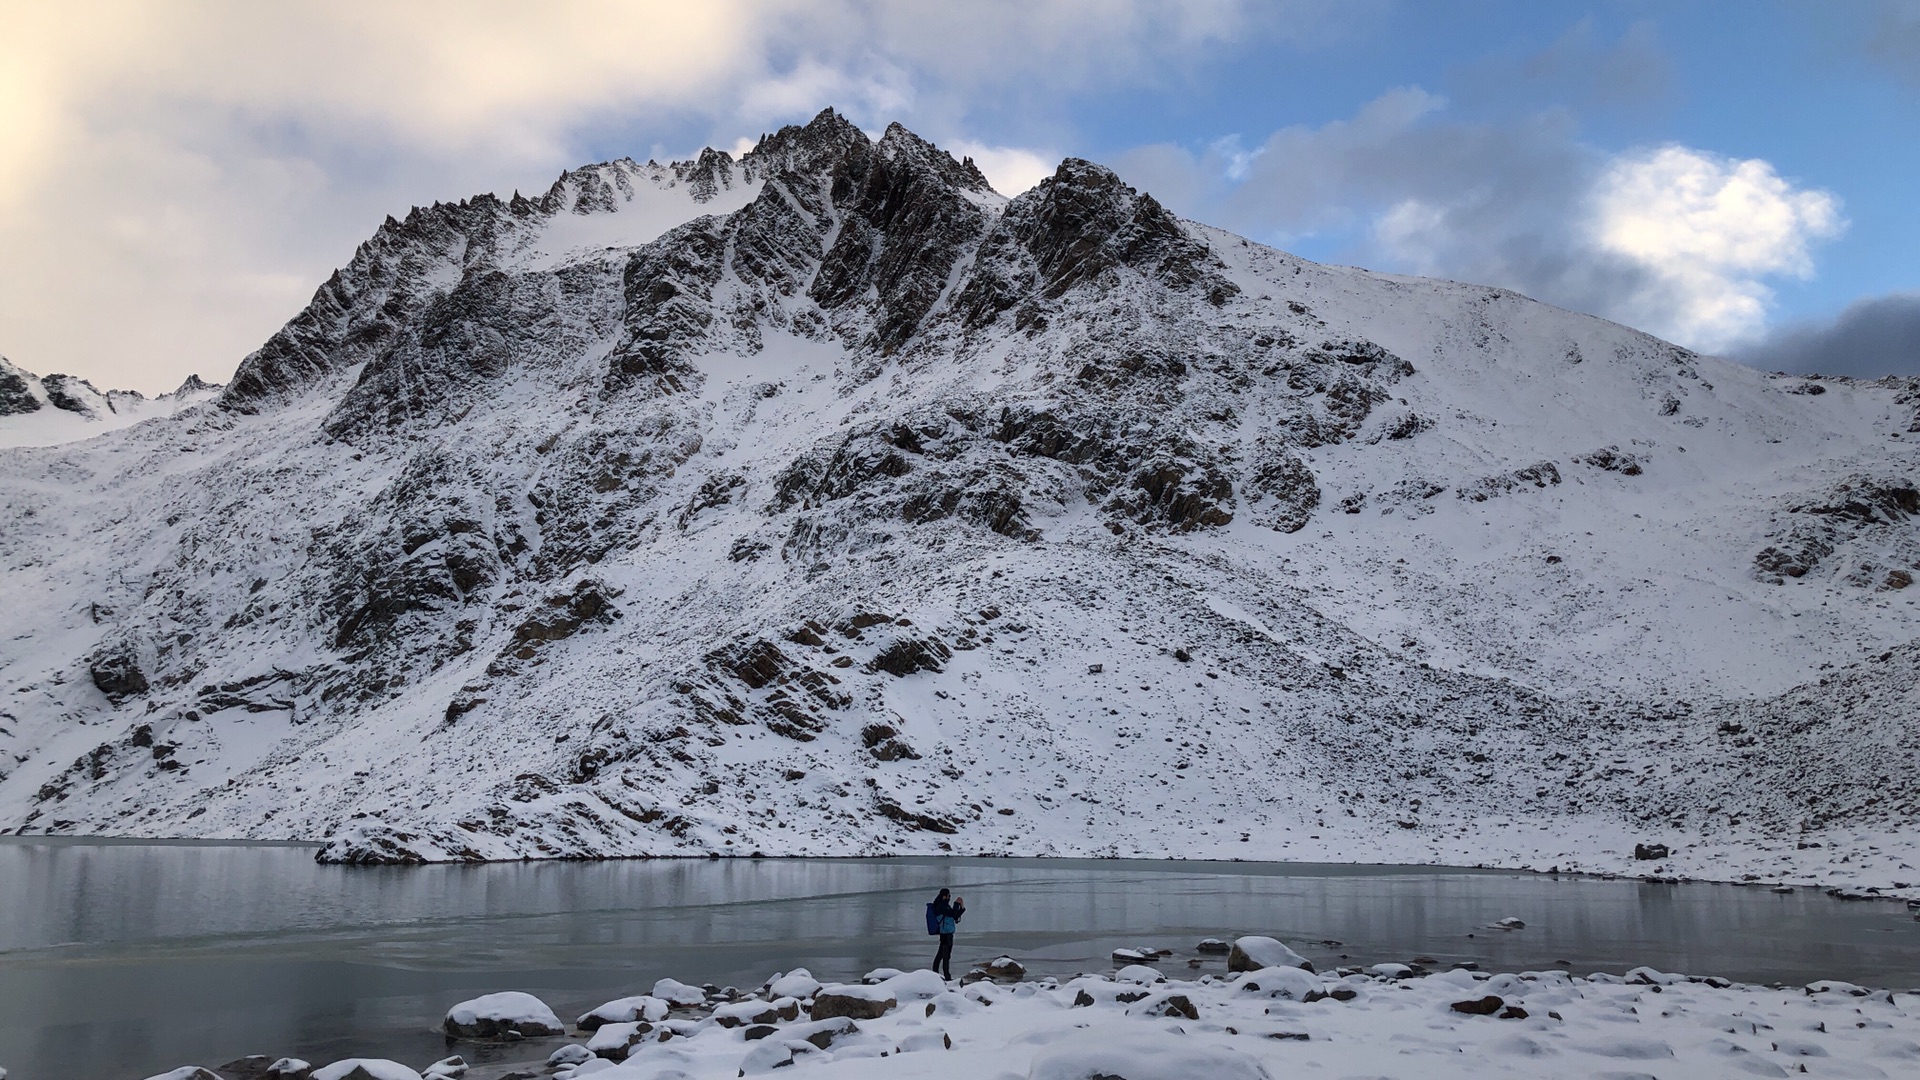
87,635,149,703
510,578,623,650
1634,842,1671,861
1244,443,1320,533
1575,446,1645,475
809,991,895,1021
40,373,100,415
0,359,40,415
866,637,952,677
1459,461,1561,502
1139,993,1199,1020
874,796,958,834
1450,995,1505,1015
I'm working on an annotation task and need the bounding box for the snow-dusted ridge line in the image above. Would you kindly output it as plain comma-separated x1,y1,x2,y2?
0,354,221,449
2,107,1918,890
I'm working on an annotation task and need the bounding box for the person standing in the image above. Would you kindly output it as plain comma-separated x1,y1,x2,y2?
926,888,965,979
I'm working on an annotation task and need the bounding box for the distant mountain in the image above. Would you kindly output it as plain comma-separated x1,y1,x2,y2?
2,109,1915,892
0,355,220,448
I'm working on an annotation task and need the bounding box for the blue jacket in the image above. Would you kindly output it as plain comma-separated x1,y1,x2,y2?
930,898,964,935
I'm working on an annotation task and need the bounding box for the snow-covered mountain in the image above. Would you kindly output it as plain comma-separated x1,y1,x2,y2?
0,356,220,448
3,109,1916,890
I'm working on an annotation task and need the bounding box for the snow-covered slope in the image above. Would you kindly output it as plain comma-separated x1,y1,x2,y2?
0,356,220,448
3,109,1917,891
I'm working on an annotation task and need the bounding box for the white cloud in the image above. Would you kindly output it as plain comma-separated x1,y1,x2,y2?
1588,146,1844,349
946,141,1059,195
1118,85,1845,356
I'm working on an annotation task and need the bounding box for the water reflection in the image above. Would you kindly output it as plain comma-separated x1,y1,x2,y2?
1,839,1915,1080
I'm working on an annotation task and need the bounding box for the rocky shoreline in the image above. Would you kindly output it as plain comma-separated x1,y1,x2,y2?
129,934,1920,1080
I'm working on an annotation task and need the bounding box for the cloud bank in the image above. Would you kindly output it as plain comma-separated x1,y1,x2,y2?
1116,90,1845,355
1741,293,1920,378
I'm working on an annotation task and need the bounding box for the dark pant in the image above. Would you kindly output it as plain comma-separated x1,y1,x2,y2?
932,932,954,978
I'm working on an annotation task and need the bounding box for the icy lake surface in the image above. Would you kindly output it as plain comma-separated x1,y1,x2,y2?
2,839,1916,1080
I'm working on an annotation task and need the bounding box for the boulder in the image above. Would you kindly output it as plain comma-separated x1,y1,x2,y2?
1129,992,1199,1020
766,969,822,1000
738,1038,818,1076
1634,843,1671,861
545,1046,593,1068
712,998,799,1027
789,1015,860,1050
586,1021,650,1060
141,1070,223,1080
877,968,950,1001
650,977,706,1007
1227,936,1314,973
421,1058,466,1080
1450,995,1505,1015
442,992,563,1038
810,984,897,1020
1234,966,1321,1000
311,1063,425,1080
575,994,668,1029
981,955,1026,978
1115,964,1163,984
1196,938,1231,954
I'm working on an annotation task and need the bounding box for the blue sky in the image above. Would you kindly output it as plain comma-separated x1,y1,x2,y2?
2,1,1915,391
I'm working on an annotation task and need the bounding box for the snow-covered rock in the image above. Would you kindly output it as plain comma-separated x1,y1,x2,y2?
577,994,670,1029
586,1021,648,1060
547,1045,594,1067
712,998,799,1027
876,968,951,1000
141,1070,222,1080
1228,936,1314,973
809,983,897,1020
650,978,707,1007
765,970,822,1001
441,991,563,1038
310,1062,423,1080
1233,965,1322,999
5,109,1920,889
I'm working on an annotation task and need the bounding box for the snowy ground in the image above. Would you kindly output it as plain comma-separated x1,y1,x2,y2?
130,940,1920,1080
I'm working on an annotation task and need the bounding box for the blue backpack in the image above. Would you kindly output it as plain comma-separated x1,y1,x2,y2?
925,902,940,936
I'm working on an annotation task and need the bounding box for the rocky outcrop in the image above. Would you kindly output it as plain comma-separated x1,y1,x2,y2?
1243,443,1320,533
1755,476,1920,585
0,357,40,415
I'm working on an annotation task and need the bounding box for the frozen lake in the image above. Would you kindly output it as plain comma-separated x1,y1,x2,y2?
2,838,1916,1079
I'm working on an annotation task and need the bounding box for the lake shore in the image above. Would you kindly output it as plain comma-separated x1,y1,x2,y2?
135,945,1920,1080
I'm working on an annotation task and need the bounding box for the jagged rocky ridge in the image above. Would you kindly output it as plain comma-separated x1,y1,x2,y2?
0,354,220,448
2,109,1918,888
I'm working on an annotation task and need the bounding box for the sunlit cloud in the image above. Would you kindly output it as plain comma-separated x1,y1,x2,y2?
1588,146,1844,350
